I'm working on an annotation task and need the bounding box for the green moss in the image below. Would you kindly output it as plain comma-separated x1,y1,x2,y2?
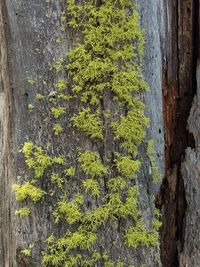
105,261,114,267
53,198,82,224
54,79,66,91
21,244,34,257
20,142,53,178
55,37,61,44
107,177,126,192
28,103,34,110
112,70,148,106
36,93,45,100
116,261,124,267
53,123,63,135
116,155,141,178
78,151,107,177
13,182,45,202
112,108,149,154
152,208,162,231
82,178,100,197
15,206,31,216
53,57,64,72
147,140,161,183
63,166,75,176
71,108,104,140
58,93,72,101
51,173,63,189
27,78,35,85
125,220,159,249
51,107,66,118
42,231,97,266
53,156,65,165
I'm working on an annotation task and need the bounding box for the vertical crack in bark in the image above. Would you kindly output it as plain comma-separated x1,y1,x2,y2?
159,0,199,266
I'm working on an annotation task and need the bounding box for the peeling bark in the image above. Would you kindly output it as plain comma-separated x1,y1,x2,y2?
160,0,198,266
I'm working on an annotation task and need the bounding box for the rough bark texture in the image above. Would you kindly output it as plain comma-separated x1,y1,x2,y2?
0,0,200,266
159,1,198,266
0,1,164,266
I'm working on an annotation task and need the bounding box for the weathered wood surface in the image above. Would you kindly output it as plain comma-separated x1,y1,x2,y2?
1,0,199,266
0,1,165,266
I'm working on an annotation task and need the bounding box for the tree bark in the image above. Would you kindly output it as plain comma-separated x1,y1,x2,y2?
0,0,199,267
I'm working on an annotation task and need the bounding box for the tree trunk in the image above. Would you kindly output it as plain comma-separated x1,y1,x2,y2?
0,0,199,267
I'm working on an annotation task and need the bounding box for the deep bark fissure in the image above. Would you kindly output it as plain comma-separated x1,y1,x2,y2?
159,0,199,266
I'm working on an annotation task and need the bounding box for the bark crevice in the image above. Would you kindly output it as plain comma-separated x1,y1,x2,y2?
159,0,199,266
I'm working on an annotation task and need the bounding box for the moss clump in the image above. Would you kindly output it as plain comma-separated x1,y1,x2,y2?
53,57,64,72
82,178,100,197
13,182,45,202
58,93,72,101
116,155,141,178
63,166,75,176
125,220,159,249
42,231,97,266
27,78,35,85
152,208,162,231
53,123,63,135
28,103,34,110
147,140,161,183
21,244,34,257
78,151,107,177
50,173,63,189
15,206,31,216
71,108,104,140
51,107,66,118
36,93,45,100
112,108,149,154
107,177,126,192
54,79,66,91
53,156,65,165
53,198,83,224
20,142,53,178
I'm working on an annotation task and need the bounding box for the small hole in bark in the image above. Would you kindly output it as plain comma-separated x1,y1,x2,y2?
159,128,161,134
24,93,28,97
